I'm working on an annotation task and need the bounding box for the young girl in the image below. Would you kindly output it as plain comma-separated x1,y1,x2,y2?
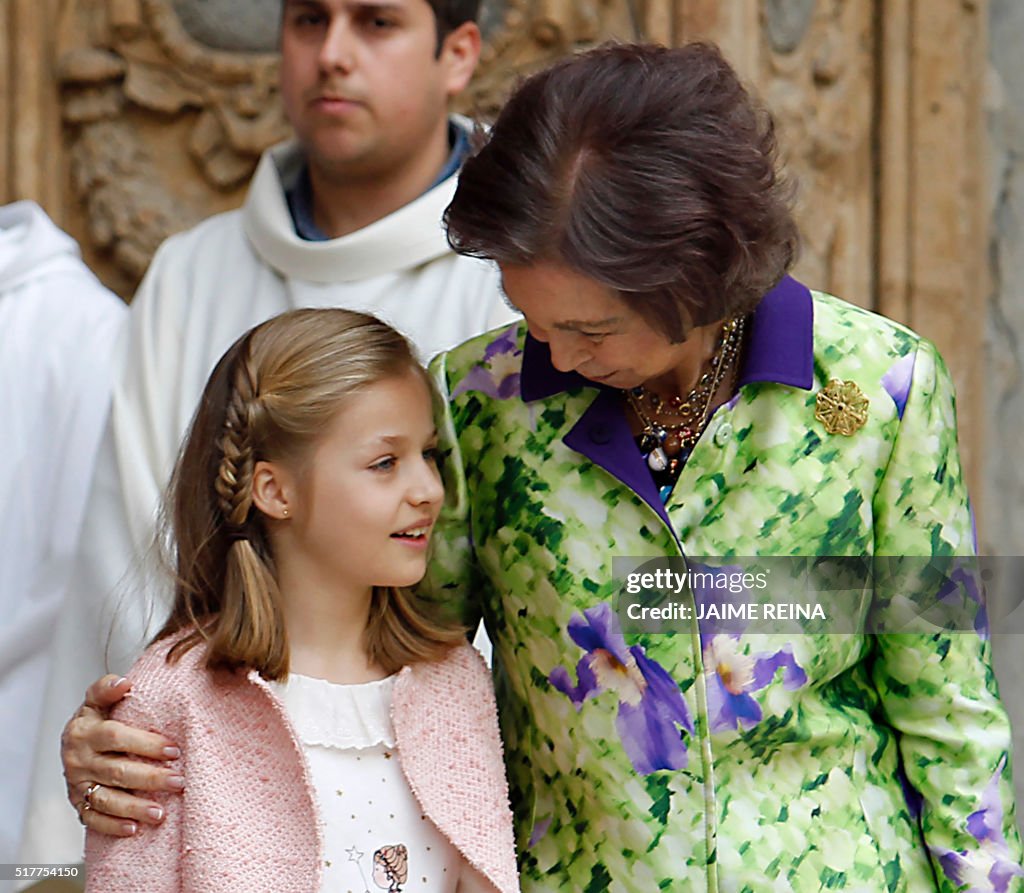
84,309,519,893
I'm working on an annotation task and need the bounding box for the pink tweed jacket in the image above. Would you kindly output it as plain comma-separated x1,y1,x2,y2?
84,638,519,893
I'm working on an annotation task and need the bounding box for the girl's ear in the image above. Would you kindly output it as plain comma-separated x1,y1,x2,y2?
252,460,293,520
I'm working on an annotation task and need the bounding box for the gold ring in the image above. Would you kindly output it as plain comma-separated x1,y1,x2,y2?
84,782,101,806
76,799,92,824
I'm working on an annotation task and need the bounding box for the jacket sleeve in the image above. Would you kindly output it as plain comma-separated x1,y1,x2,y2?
419,350,483,634
84,687,183,893
870,338,1024,892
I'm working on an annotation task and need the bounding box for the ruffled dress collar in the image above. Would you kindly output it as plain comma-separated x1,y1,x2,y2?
268,673,396,750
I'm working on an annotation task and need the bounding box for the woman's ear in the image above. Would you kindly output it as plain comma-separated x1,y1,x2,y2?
252,460,293,520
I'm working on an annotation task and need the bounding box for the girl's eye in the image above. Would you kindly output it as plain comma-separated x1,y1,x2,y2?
582,333,608,343
371,456,396,472
423,447,440,465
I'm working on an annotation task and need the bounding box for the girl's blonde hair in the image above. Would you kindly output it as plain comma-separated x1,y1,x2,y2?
155,308,464,678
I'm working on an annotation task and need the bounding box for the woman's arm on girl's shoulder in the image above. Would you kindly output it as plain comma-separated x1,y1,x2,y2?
83,710,183,892
63,673,183,836
83,649,188,892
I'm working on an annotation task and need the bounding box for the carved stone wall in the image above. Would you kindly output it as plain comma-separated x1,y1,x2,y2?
1,0,68,225
52,0,290,295
876,0,989,503
758,0,875,309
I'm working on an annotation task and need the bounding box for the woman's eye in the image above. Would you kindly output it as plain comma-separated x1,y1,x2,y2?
423,447,440,465
582,332,608,343
371,457,396,472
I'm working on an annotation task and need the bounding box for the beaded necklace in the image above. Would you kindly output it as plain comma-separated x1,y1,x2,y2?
626,316,746,496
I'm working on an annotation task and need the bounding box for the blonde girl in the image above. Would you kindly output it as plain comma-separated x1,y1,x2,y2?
84,309,518,893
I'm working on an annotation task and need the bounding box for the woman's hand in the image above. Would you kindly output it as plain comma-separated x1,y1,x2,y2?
63,675,184,836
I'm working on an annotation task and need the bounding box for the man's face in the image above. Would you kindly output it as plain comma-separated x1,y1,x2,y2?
279,0,477,181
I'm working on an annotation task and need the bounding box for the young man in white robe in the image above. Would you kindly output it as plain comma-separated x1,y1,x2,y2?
17,0,514,873
0,201,125,869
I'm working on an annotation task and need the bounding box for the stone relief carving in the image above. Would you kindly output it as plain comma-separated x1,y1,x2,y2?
764,0,816,55
171,0,279,52
58,0,288,284
759,0,874,303
58,0,643,292
459,0,641,119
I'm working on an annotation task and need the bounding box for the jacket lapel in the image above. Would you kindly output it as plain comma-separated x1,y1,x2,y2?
562,388,675,533
390,647,519,893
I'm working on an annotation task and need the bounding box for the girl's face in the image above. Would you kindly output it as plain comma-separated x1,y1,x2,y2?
283,370,444,594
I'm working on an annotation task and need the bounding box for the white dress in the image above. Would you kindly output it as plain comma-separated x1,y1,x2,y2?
269,674,464,893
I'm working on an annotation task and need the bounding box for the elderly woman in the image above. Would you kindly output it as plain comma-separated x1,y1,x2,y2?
63,42,1020,893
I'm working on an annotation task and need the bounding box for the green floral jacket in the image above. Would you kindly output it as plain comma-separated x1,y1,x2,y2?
423,278,1023,893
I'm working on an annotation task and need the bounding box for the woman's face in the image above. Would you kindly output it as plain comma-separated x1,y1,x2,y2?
499,262,711,391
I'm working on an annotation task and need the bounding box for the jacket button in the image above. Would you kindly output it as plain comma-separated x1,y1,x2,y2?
714,422,733,447
589,424,611,444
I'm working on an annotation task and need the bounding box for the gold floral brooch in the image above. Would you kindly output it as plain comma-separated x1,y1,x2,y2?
815,380,869,436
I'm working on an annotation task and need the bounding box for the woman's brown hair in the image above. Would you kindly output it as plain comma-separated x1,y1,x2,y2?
446,41,800,342
154,308,464,679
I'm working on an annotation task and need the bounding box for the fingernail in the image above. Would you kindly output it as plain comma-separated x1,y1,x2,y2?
167,775,185,790
146,806,164,821
108,677,128,688
121,822,137,835
163,746,181,759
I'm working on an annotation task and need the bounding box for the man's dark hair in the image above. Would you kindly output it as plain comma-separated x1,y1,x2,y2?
445,41,800,342
428,0,479,55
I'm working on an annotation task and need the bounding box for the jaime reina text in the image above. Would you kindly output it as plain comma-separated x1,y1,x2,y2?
624,602,827,622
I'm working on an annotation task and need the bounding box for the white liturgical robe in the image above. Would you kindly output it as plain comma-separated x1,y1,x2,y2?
0,201,125,869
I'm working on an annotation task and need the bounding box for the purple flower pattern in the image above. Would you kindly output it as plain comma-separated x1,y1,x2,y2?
703,634,807,733
549,603,693,775
934,557,990,639
938,756,1024,892
881,352,916,420
451,326,522,400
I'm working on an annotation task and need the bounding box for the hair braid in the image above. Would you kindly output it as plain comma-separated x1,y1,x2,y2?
215,354,260,534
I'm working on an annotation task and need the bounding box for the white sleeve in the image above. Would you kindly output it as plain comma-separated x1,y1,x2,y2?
0,265,125,873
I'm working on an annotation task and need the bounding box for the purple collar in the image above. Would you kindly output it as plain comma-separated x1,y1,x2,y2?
520,275,814,401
